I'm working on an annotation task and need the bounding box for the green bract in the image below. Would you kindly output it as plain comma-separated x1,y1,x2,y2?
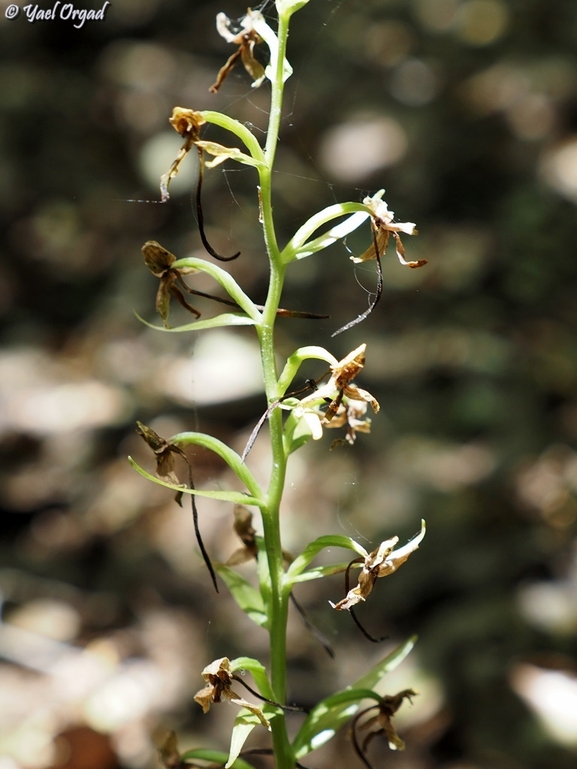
281,203,370,263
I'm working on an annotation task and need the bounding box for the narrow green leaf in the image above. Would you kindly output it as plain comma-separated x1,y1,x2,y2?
288,561,351,584
180,748,256,769
291,687,383,756
285,535,367,585
281,203,369,263
215,565,268,628
227,712,259,768
352,635,417,690
128,458,263,507
134,311,256,333
292,211,370,260
292,636,417,758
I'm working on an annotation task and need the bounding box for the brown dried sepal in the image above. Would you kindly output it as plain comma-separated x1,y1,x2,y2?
326,344,379,420
136,421,219,592
226,505,258,566
169,107,206,139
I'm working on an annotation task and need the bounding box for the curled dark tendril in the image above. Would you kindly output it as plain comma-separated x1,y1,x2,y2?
195,146,240,262
332,222,383,337
182,451,219,594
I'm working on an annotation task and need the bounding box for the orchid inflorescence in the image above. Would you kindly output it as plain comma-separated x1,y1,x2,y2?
131,3,428,768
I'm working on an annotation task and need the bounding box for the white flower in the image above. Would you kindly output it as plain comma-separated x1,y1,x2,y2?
352,190,426,269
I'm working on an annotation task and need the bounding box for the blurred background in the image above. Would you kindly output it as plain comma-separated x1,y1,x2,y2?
1,0,577,767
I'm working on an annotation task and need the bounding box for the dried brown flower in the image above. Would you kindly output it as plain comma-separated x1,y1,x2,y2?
161,108,240,261
194,657,271,729
141,240,202,328
352,688,417,768
210,11,266,93
352,191,425,269
293,344,379,441
331,521,426,612
160,108,206,203
325,399,372,447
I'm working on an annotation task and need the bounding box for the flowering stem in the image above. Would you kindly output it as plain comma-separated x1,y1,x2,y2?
264,10,290,169
255,9,296,768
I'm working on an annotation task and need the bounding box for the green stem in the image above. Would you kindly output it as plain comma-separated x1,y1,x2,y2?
264,11,290,170
255,10,295,768
257,265,293,767
257,195,294,768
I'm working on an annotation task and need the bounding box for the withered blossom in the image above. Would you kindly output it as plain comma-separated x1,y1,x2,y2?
136,421,185,489
143,240,328,329
157,732,192,769
352,689,417,768
352,191,426,269
162,107,240,261
136,422,218,593
142,240,201,328
292,344,379,442
210,10,266,93
331,520,426,612
324,399,372,447
194,657,271,729
160,108,206,204
334,193,425,336
227,505,293,566
226,505,259,566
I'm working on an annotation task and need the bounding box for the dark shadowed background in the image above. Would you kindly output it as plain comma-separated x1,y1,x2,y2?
1,0,577,768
